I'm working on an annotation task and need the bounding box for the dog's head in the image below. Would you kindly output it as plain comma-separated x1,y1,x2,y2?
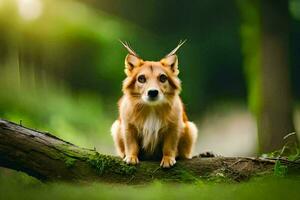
121,41,184,106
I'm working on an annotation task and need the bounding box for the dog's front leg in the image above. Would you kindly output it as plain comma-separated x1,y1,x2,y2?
160,126,179,168
123,123,139,165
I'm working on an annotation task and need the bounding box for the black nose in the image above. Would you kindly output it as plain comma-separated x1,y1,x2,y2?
148,90,158,98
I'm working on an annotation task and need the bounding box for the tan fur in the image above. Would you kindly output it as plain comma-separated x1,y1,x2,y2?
111,51,198,168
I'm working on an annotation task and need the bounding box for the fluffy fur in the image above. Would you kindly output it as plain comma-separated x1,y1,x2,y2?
111,44,198,168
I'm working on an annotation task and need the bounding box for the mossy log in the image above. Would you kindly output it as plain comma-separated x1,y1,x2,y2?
0,118,292,184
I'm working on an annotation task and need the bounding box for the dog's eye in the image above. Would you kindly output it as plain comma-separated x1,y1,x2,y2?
159,74,168,83
137,75,146,83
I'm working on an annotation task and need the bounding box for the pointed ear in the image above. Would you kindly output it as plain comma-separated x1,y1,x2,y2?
125,54,143,76
160,55,179,75
160,40,186,75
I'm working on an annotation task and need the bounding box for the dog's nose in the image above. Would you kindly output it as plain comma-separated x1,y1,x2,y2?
148,90,159,98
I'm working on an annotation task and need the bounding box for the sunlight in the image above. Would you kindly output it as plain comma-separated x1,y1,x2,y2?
17,0,43,21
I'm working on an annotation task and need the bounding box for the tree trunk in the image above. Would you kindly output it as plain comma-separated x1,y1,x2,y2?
237,0,298,153
259,0,298,152
0,119,294,183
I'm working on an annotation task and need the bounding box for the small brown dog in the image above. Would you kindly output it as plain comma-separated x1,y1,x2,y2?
111,41,198,168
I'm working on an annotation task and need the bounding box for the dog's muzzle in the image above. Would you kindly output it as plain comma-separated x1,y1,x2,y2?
147,89,159,100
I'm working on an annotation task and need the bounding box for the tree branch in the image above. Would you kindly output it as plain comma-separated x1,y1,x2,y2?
0,119,291,183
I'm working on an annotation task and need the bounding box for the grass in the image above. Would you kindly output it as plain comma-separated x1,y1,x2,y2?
0,169,300,200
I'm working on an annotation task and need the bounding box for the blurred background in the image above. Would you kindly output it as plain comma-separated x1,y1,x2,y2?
0,0,299,157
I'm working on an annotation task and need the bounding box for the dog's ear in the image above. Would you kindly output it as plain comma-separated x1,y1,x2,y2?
125,54,143,75
160,40,186,76
160,55,179,75
120,41,143,75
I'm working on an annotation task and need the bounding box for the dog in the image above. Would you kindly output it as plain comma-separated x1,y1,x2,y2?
111,41,198,168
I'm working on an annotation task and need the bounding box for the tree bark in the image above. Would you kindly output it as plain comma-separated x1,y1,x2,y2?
0,119,294,184
237,0,299,153
259,0,298,152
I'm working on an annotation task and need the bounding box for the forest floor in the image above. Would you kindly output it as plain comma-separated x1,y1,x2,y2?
1,168,300,200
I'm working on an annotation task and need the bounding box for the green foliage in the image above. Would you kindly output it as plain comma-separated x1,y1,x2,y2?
261,147,300,177
87,152,136,176
0,71,113,150
274,160,288,177
236,0,262,116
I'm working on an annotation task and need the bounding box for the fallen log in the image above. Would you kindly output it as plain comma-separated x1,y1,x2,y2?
0,119,293,183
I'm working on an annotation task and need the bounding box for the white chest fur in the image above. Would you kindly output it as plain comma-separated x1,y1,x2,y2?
140,111,162,152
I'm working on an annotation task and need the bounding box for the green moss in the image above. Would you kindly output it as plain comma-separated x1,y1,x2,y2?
87,153,136,176
204,171,233,183
148,164,198,183
56,144,93,159
64,157,77,168
169,168,198,183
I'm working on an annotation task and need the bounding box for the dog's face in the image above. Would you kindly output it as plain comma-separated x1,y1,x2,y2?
122,54,181,106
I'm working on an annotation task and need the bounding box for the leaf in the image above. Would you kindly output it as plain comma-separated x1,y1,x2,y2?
274,160,288,177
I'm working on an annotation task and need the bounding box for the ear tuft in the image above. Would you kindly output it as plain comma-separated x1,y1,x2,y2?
120,41,144,75
164,40,186,58
160,40,186,75
120,40,140,57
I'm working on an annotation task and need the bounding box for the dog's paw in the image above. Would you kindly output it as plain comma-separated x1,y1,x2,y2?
160,156,176,168
123,155,139,165
118,152,125,159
